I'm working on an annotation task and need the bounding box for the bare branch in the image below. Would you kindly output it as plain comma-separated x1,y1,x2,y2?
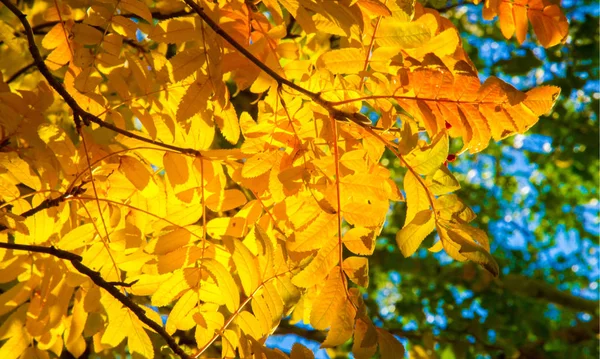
0,0,201,157
0,242,192,359
182,0,325,104
7,61,36,83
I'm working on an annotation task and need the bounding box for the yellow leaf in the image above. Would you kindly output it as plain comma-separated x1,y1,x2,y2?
439,224,499,276
0,176,19,201
169,48,206,82
343,227,376,255
177,79,212,122
523,86,561,116
223,237,261,296
72,23,103,45
194,309,224,348
236,311,264,338
340,174,391,201
215,102,241,145
120,0,153,23
166,290,198,334
206,189,247,212
343,256,369,287
112,16,138,38
310,269,345,330
242,150,281,178
352,317,378,359
148,18,202,44
202,259,240,312
163,152,191,191
290,343,315,359
425,166,460,195
59,223,96,250
403,171,430,225
288,212,337,252
375,21,431,48
405,132,448,175
119,156,159,198
369,47,403,74
206,217,246,238
396,209,435,257
377,328,405,359
316,48,366,74
292,236,339,288
0,152,41,190
151,269,197,307
343,199,388,227
321,296,356,348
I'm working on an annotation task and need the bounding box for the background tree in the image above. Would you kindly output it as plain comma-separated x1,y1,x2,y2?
0,1,590,359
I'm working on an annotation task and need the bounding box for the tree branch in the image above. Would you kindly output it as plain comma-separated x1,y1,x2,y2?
0,242,192,359
501,274,598,315
7,61,36,83
385,256,598,315
29,9,192,34
18,182,87,218
182,0,325,104
0,0,201,157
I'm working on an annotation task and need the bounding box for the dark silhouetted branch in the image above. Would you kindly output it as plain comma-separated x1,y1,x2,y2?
7,61,36,83
0,242,192,359
0,0,201,157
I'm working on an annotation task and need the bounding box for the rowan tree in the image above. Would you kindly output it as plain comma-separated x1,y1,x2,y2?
0,0,568,358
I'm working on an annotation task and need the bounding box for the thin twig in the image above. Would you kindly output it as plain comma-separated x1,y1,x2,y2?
0,242,192,359
6,61,36,83
182,0,325,104
0,0,201,157
29,9,191,34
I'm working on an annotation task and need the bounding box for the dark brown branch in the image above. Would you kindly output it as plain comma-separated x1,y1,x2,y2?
502,274,598,315
182,0,382,131
0,242,192,359
0,0,201,157
275,322,505,352
19,182,86,218
29,9,191,34
182,0,325,104
0,182,87,233
7,61,36,83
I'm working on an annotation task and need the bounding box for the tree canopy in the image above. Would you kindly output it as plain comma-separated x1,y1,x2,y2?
0,0,594,359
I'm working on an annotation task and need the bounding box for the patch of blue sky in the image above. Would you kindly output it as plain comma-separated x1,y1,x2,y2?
265,334,329,359
571,284,598,301
574,201,600,236
544,303,560,320
461,299,488,323
500,147,538,178
432,248,455,266
450,286,474,305
423,305,448,329
377,283,403,320
403,319,418,331
487,329,497,344
134,117,143,130
389,271,402,285
581,239,599,279
489,220,529,252
577,312,593,322
513,134,553,154
536,225,583,273
563,0,600,21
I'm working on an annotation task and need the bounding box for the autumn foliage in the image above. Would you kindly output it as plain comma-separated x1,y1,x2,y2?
0,0,564,358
